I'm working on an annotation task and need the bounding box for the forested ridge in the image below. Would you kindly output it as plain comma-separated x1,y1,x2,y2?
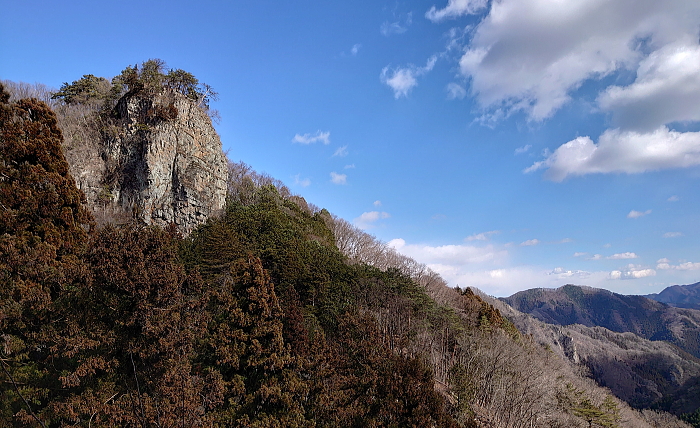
0,66,693,427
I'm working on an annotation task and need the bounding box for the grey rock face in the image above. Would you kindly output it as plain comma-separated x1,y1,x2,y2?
66,91,227,235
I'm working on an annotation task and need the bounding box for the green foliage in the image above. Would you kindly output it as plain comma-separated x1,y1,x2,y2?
559,383,621,428
51,74,110,105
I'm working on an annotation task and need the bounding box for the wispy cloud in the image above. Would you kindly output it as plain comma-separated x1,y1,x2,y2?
333,145,348,157
354,211,390,230
293,174,311,187
350,43,361,56
657,260,700,271
426,0,487,22
381,56,438,98
330,172,347,185
344,164,355,169
292,130,330,145
668,195,680,202
608,252,638,260
663,232,683,238
627,209,651,219
465,230,499,242
520,239,540,246
381,12,412,36
446,82,467,100
514,144,532,155
373,200,382,207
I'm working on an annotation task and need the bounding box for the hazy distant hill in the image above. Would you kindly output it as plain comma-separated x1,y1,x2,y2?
646,282,700,310
501,284,700,359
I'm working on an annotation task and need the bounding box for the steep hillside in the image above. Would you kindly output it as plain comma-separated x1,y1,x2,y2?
646,282,700,310
503,284,700,358
488,294,700,415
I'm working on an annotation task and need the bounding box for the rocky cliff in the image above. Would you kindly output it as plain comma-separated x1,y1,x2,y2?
63,90,227,234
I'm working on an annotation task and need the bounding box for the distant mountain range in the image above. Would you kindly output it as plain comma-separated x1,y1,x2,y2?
501,284,700,359
489,284,700,415
645,282,700,310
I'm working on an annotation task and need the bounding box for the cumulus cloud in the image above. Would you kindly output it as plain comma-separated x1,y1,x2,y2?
465,230,499,241
293,174,311,187
354,211,391,229
525,127,700,181
381,56,438,98
426,0,488,22
373,200,382,207
454,0,700,122
520,239,540,246
330,172,347,185
608,252,638,260
446,82,467,100
664,232,683,238
548,267,591,279
589,254,603,260
574,252,588,257
344,164,355,169
351,44,361,56
598,38,700,132
333,145,348,157
381,12,412,36
609,264,656,280
628,209,652,219
293,130,331,145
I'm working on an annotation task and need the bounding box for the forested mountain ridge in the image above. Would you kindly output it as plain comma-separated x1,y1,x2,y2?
0,67,692,427
489,293,700,417
646,282,700,310
503,284,700,359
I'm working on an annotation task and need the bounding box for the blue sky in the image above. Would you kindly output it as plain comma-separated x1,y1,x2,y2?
2,0,700,296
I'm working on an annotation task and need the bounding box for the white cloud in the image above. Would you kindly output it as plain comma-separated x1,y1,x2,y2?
354,211,390,230
351,44,361,56
381,12,412,36
446,82,467,100
520,239,540,246
668,195,680,202
426,0,488,22
514,144,532,155
330,172,347,185
293,174,311,187
548,267,591,279
574,252,588,257
589,254,603,260
344,164,355,169
608,252,638,260
388,239,507,266
598,38,700,132
657,260,700,271
293,130,331,145
664,232,683,238
609,264,656,280
628,209,652,219
373,200,382,207
453,0,700,122
526,127,700,181
557,238,574,244
465,230,499,241
381,56,438,98
333,145,348,157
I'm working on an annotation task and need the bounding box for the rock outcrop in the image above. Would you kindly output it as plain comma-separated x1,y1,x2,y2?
63,90,227,234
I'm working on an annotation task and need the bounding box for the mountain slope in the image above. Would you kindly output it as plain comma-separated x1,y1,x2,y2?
502,284,700,359
646,282,700,310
